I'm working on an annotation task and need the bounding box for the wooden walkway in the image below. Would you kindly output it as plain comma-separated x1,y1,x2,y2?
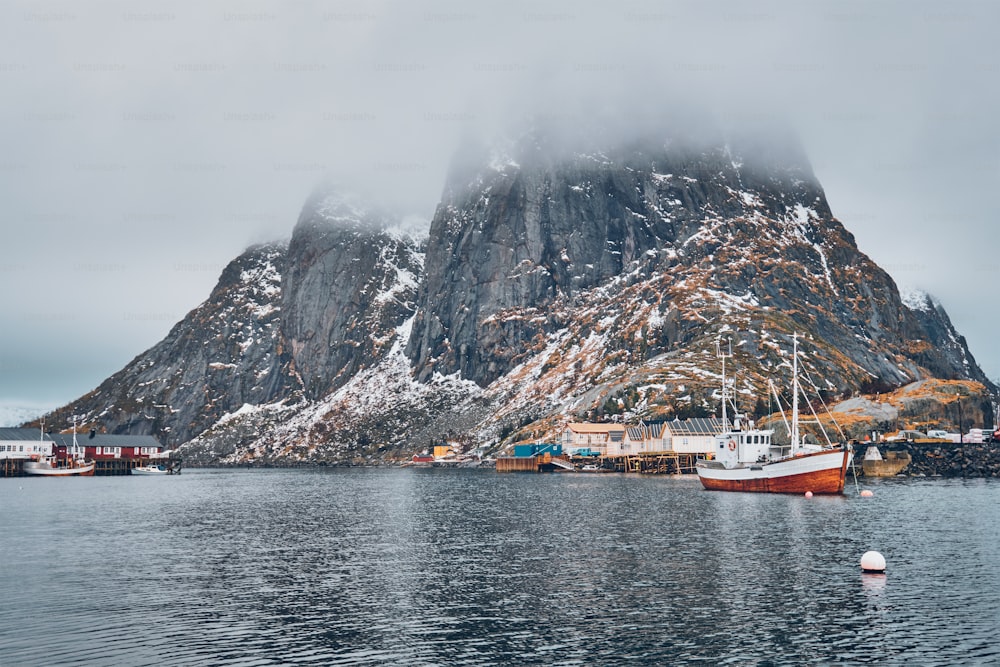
496,451,700,474
496,453,574,473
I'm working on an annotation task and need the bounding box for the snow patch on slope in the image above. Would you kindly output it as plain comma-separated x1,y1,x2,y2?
899,285,932,312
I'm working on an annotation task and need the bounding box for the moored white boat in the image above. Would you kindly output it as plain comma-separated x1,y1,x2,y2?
696,333,851,494
697,446,849,493
132,464,168,475
23,457,96,476
23,419,95,477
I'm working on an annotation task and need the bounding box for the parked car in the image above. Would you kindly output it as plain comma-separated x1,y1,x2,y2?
884,430,927,442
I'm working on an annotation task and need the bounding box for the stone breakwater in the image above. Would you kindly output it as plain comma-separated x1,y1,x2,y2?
853,442,1000,478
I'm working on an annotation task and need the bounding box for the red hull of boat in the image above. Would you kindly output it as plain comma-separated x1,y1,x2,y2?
698,449,850,494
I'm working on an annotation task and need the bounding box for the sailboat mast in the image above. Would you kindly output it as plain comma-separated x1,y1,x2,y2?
791,333,800,451
717,336,732,430
720,341,727,429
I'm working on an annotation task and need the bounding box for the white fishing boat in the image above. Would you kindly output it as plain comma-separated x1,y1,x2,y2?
23,420,95,477
23,456,96,476
696,333,850,494
132,464,168,475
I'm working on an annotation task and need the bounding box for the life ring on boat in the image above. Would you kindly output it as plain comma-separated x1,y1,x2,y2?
728,440,736,451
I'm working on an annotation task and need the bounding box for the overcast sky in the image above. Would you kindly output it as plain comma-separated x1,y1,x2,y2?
1,0,998,421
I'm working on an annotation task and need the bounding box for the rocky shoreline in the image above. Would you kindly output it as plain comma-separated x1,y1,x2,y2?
853,442,1000,478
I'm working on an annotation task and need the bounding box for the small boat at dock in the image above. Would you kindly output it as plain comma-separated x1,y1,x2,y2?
132,464,168,475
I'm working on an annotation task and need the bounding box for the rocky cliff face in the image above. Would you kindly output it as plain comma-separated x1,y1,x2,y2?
405,127,991,400
281,191,423,399
39,122,997,461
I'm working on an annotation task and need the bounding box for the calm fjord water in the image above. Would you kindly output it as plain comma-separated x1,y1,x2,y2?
1,469,998,666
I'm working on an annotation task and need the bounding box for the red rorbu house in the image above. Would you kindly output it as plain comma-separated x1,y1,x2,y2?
49,431,166,463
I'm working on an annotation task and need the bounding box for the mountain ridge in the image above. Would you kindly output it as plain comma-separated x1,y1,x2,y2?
34,124,997,460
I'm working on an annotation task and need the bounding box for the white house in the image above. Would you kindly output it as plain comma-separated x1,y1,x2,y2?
562,423,625,456
661,417,728,454
0,428,53,459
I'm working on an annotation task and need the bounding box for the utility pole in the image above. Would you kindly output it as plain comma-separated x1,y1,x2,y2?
958,397,963,444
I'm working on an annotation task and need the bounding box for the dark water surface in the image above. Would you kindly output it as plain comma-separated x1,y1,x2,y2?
1,469,998,665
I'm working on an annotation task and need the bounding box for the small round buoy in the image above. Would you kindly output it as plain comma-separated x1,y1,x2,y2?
860,489,874,497
861,550,886,574
804,491,813,498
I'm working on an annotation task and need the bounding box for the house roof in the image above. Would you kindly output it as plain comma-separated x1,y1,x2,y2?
0,427,164,449
566,423,626,434
50,433,163,448
0,427,50,442
663,417,729,437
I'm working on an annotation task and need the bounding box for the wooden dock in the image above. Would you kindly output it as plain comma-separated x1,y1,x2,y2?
496,453,575,473
605,451,698,474
1,458,23,477
497,451,699,474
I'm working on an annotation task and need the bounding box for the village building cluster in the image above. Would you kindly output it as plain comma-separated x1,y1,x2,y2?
561,418,729,457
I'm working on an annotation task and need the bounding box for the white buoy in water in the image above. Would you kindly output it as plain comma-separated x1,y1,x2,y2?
860,489,874,497
804,491,813,498
861,550,886,574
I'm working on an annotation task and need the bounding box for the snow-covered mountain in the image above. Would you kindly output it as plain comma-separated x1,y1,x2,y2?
39,123,997,461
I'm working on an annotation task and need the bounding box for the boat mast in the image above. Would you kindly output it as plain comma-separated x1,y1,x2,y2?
717,336,732,430
40,418,48,457
791,333,800,452
72,416,79,461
